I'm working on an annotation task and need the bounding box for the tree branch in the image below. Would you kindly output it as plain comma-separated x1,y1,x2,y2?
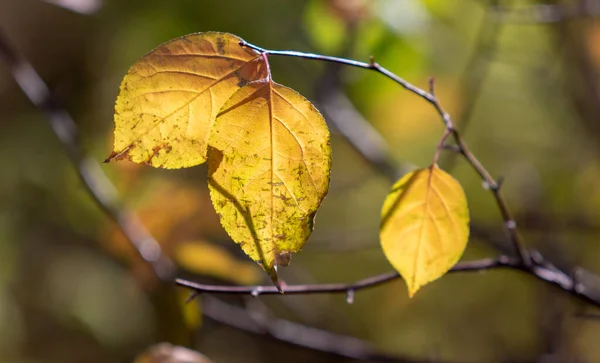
181,252,600,307
0,28,176,280
239,40,532,266
0,26,435,363
4,13,599,361
202,295,432,363
178,257,513,296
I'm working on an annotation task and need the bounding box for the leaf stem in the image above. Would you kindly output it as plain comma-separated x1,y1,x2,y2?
433,129,451,166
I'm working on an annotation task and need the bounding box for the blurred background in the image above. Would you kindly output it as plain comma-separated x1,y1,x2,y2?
1,0,600,362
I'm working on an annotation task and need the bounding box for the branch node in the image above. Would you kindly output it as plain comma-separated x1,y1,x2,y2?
428,76,436,95
369,55,376,68
481,180,491,190
481,179,500,191
505,219,517,230
496,175,505,190
530,249,544,265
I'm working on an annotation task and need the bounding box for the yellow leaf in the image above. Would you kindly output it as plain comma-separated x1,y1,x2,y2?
207,78,331,284
106,32,268,168
380,165,469,297
174,241,262,285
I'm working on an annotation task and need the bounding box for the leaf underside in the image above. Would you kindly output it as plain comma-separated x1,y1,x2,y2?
380,165,469,297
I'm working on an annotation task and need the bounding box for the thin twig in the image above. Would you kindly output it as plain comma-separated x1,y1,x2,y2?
0,27,434,363
202,295,431,363
239,40,531,266
178,257,513,296
181,253,600,307
312,32,409,181
433,129,452,165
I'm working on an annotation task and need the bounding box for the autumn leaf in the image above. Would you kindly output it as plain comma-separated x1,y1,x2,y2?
380,165,469,297
106,32,268,168
207,77,331,285
107,32,332,286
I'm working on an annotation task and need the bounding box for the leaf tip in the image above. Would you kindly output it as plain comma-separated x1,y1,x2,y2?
104,145,132,164
407,285,420,298
103,153,116,163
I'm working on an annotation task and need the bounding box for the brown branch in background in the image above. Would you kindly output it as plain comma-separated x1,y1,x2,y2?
202,294,442,363
0,28,176,280
0,26,423,363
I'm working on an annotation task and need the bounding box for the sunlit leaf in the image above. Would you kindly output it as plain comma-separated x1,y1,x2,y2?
106,32,268,168
207,78,331,285
174,241,262,285
380,164,469,297
107,32,332,286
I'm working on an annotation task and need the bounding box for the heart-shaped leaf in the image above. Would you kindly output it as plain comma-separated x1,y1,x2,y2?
380,165,469,296
207,78,331,285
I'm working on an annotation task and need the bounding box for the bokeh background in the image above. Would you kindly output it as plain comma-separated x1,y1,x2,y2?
1,0,600,362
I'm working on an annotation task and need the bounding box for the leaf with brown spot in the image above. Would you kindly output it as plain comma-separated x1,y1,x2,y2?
207,76,331,286
106,32,268,168
107,32,332,288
